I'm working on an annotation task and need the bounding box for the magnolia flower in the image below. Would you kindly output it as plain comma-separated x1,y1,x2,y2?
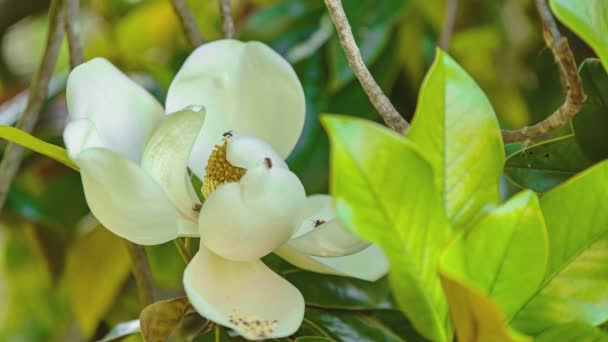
63,39,388,340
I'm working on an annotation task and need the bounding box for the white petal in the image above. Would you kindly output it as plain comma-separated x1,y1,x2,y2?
141,107,204,221
184,245,304,340
288,195,370,257
63,119,107,158
199,164,306,262
274,245,389,282
74,147,183,245
226,133,287,170
66,58,165,162
166,39,305,180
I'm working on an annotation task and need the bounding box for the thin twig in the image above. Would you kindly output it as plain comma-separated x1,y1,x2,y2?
501,0,585,143
218,0,235,38
323,0,409,134
439,0,458,50
63,0,83,69
174,238,192,263
0,0,64,211
125,241,156,307
170,0,204,48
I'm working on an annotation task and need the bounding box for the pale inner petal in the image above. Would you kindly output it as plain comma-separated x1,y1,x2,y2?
184,245,305,340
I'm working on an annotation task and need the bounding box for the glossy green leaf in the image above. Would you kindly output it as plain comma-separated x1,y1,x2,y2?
193,324,232,342
97,320,141,342
303,308,406,342
323,116,453,341
408,49,504,229
441,190,548,320
328,0,407,90
140,297,191,342
0,126,78,171
365,311,429,342
295,337,335,342
550,0,608,71
439,272,531,342
504,135,593,192
66,226,131,337
511,161,608,334
573,59,608,161
536,321,608,342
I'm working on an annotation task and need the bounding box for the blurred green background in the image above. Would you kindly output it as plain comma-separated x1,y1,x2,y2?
0,0,598,340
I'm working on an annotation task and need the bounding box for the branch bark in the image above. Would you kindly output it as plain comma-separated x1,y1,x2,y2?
0,0,64,212
501,0,585,143
170,0,204,48
439,0,458,50
64,0,83,69
218,0,235,38
125,242,156,307
323,0,409,134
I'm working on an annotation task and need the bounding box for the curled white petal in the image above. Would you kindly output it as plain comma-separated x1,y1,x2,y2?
66,58,165,162
141,107,204,221
199,164,305,262
184,245,304,340
166,39,305,179
275,244,389,282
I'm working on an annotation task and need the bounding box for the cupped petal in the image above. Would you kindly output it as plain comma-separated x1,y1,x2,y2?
184,245,304,340
274,245,390,282
166,39,305,179
141,107,204,221
74,147,183,245
66,58,165,162
288,194,370,257
226,133,287,170
199,164,306,262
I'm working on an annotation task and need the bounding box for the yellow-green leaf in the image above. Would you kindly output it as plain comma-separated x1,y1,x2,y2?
140,297,190,342
0,125,78,171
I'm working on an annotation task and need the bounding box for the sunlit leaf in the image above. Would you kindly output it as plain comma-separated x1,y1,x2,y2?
550,0,608,71
441,191,548,320
511,161,608,334
504,135,592,192
323,116,453,341
408,49,504,230
536,321,608,342
140,297,191,342
0,125,78,171
439,271,531,342
66,226,131,337
573,58,608,161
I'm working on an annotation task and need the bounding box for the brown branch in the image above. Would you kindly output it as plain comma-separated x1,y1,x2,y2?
501,0,586,143
218,0,235,38
323,0,409,134
64,0,83,69
0,0,64,212
125,241,156,307
170,0,204,48
439,0,458,50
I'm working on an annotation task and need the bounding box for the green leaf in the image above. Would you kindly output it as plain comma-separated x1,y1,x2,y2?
327,0,407,90
66,226,132,337
439,272,531,342
510,161,608,334
536,321,608,342
0,125,78,171
140,297,191,342
303,308,406,342
550,0,608,72
441,191,548,320
193,324,233,342
573,59,608,161
365,311,430,342
97,320,141,342
407,49,504,229
295,337,335,342
504,135,593,192
323,116,453,341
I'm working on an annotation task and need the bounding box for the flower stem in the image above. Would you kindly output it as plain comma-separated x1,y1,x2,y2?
218,0,235,38
63,0,83,69
170,0,204,48
124,241,156,307
174,238,192,263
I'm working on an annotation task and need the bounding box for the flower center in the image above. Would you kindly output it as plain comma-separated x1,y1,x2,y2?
201,139,246,198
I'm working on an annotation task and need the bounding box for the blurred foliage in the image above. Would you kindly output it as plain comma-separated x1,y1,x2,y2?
0,0,605,341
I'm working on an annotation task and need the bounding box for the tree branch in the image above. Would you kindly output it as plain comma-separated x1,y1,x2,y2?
218,0,235,38
439,0,458,50
125,242,156,307
323,0,409,134
0,0,64,212
63,0,83,69
501,0,585,143
170,0,204,48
